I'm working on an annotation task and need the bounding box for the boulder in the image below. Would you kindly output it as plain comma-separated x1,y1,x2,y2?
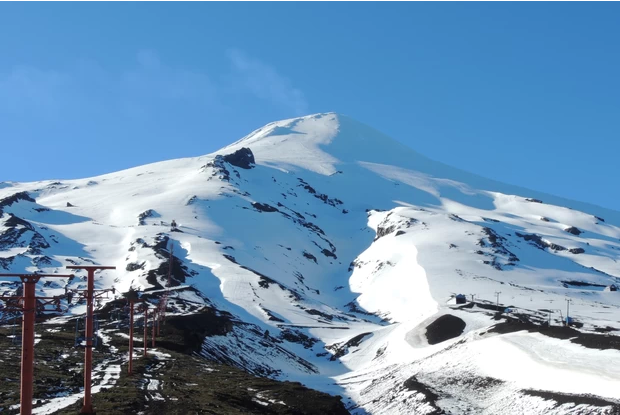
222,147,255,169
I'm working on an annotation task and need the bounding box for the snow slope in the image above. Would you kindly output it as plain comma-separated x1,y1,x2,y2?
1,112,620,414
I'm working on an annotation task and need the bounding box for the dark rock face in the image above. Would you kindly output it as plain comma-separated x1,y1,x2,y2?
525,198,543,203
0,192,35,214
521,390,620,413
326,332,372,361
482,227,501,247
204,156,231,181
425,314,466,345
548,243,567,251
203,149,253,181
569,248,585,254
0,256,15,270
33,255,57,267
3,214,34,231
223,254,238,264
143,235,197,289
565,226,582,236
263,308,285,322
297,178,343,208
561,280,605,288
488,315,620,351
402,376,443,413
159,306,235,353
477,227,520,269
280,329,319,349
515,232,544,246
138,209,158,225
375,224,397,240
126,262,145,272
0,214,50,262
515,232,566,252
374,213,417,241
222,147,255,169
252,202,279,213
305,308,334,321
28,232,50,254
303,251,318,263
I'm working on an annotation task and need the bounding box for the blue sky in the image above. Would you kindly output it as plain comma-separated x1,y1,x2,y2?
1,3,619,210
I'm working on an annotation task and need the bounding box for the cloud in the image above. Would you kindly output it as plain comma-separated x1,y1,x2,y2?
226,49,308,116
118,49,218,121
124,49,216,102
0,49,308,127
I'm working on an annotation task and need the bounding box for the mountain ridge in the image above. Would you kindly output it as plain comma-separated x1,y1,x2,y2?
1,113,619,414
215,112,620,222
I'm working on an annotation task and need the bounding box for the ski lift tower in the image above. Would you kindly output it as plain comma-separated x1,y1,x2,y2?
66,265,116,415
0,272,73,415
122,288,147,374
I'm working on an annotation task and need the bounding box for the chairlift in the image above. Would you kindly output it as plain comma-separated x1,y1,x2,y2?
111,305,128,328
74,318,83,347
64,287,74,305
35,300,45,318
11,315,21,345
74,315,100,348
95,315,100,341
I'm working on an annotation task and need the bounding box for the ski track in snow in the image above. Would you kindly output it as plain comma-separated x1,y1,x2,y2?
30,330,122,415
142,349,169,402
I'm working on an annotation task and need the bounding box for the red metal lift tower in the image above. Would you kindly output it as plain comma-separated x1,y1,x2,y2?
0,272,73,415
66,265,116,415
152,308,156,348
122,289,146,375
142,304,148,357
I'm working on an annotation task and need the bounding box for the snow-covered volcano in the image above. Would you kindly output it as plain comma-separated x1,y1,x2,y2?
2,113,620,414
